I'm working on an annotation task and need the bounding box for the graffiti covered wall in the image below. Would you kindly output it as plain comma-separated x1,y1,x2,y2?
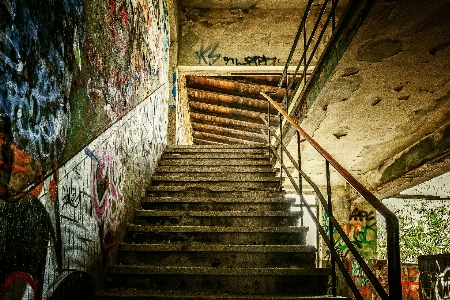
0,0,169,298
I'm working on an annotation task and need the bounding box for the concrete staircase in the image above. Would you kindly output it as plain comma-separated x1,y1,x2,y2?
96,145,346,299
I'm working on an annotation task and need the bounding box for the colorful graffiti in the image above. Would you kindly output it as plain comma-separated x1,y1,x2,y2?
1,0,170,298
324,206,377,259
0,0,83,169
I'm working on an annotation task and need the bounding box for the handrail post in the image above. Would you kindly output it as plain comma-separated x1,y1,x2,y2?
326,161,337,297
297,131,304,227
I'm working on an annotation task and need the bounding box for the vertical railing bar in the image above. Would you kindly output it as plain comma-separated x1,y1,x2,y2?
290,0,340,104
297,131,304,227
267,98,271,161
303,19,307,88
273,0,315,94
326,161,337,297
332,0,336,31
279,113,283,191
287,0,334,101
267,143,365,300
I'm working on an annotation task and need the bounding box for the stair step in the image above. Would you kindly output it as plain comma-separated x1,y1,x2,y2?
141,196,292,211
96,290,350,299
166,145,269,151
151,175,280,182
134,210,300,226
146,189,284,198
155,166,277,173
146,186,280,194
127,225,308,245
109,266,329,276
161,153,271,159
105,266,330,295
118,244,316,268
159,159,274,166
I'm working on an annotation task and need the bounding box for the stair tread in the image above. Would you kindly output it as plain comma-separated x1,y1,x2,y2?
135,210,299,217
128,225,307,233
108,265,330,276
119,243,316,252
151,176,280,182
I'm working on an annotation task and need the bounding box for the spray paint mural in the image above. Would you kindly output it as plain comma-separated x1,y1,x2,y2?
0,0,170,298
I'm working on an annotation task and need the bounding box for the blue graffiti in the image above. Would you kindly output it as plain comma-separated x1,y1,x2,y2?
0,0,83,168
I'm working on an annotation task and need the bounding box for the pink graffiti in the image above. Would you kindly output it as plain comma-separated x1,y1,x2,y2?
0,271,39,300
92,153,124,221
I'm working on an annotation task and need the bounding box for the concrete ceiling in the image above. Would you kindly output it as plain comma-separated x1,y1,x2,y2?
283,0,450,194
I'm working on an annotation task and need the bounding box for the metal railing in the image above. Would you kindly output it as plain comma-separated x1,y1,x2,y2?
260,0,401,298
261,92,401,299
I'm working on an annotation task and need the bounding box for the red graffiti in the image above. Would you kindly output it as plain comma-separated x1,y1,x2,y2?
0,271,39,300
402,267,419,298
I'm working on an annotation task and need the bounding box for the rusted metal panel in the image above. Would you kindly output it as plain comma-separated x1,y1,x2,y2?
187,88,279,114
189,101,278,124
190,112,268,132
188,76,288,99
192,122,266,144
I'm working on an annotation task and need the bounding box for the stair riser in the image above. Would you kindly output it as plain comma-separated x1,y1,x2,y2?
146,191,284,198
150,182,280,189
134,216,299,227
119,251,315,268
105,274,328,295
141,202,292,212
128,232,307,245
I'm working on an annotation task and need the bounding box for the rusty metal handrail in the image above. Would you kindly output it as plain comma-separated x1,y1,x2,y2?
261,91,401,299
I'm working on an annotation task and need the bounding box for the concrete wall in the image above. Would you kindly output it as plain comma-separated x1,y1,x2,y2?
0,0,169,298
178,7,302,67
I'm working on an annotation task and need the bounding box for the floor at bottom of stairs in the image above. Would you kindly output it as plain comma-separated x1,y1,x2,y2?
95,289,350,299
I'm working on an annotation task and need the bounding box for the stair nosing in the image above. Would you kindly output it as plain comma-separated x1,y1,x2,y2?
108,265,331,276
